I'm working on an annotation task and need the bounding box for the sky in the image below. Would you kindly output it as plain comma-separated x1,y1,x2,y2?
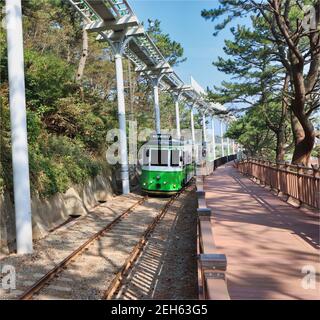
129,0,239,91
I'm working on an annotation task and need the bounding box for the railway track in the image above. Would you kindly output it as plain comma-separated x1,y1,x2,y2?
18,185,192,300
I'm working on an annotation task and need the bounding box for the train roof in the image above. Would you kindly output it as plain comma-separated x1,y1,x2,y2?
144,134,192,147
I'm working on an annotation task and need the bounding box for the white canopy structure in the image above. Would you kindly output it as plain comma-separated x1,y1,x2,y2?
5,0,237,254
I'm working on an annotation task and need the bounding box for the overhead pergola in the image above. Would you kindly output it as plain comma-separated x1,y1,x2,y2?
68,0,211,105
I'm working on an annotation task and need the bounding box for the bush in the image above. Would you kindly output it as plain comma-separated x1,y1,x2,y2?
24,49,74,110
29,134,103,197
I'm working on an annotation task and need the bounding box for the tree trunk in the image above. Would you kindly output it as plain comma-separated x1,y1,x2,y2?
288,52,316,166
275,129,286,162
291,115,315,165
275,73,289,162
76,27,88,99
291,112,304,145
269,1,319,166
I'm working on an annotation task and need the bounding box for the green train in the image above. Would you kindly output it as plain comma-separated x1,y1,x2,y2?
140,134,195,195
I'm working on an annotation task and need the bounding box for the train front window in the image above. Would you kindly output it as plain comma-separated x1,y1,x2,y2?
143,149,149,166
171,150,180,166
150,149,169,166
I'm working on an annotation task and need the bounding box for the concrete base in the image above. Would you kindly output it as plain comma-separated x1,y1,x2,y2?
286,196,301,208
277,191,289,201
0,192,15,253
0,169,115,254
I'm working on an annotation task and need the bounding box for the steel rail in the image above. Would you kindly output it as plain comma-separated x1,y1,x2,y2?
18,195,147,300
104,182,195,300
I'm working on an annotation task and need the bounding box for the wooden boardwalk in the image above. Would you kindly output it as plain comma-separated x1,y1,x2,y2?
204,163,320,300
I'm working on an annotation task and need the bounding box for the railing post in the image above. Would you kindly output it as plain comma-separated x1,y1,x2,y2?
311,165,319,209
276,161,285,197
284,161,290,199
259,159,265,186
289,164,303,208
266,160,272,189
275,162,281,194
298,164,303,203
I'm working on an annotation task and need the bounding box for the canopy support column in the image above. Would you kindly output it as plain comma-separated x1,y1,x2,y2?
6,0,33,254
220,120,225,157
114,52,130,194
211,116,216,161
203,113,207,143
174,95,181,139
170,89,185,139
153,82,161,134
148,74,166,135
190,107,195,143
108,34,133,195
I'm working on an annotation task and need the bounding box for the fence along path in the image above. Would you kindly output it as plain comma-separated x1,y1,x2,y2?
204,162,319,300
237,159,320,210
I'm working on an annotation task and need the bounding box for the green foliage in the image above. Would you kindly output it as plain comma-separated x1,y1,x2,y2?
311,145,320,158
0,1,109,198
225,107,276,160
146,19,186,67
203,10,294,161
25,49,74,110
29,134,102,197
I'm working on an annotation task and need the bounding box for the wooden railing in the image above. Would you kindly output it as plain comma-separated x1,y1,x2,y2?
196,154,237,176
236,158,320,210
196,175,230,300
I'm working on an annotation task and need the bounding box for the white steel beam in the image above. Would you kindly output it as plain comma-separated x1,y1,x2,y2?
6,0,33,254
135,61,170,73
85,14,138,33
86,0,121,20
96,25,144,41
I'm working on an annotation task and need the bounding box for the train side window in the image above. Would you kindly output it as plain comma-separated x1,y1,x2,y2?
171,150,180,166
151,150,158,166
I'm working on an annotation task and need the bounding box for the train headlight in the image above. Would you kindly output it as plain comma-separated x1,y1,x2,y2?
163,181,167,185
143,182,146,186
173,184,176,188
156,175,160,180
150,181,153,184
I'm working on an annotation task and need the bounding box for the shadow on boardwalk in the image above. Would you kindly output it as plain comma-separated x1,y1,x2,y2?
205,163,320,300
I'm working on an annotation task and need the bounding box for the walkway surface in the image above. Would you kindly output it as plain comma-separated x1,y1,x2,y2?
204,163,320,300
